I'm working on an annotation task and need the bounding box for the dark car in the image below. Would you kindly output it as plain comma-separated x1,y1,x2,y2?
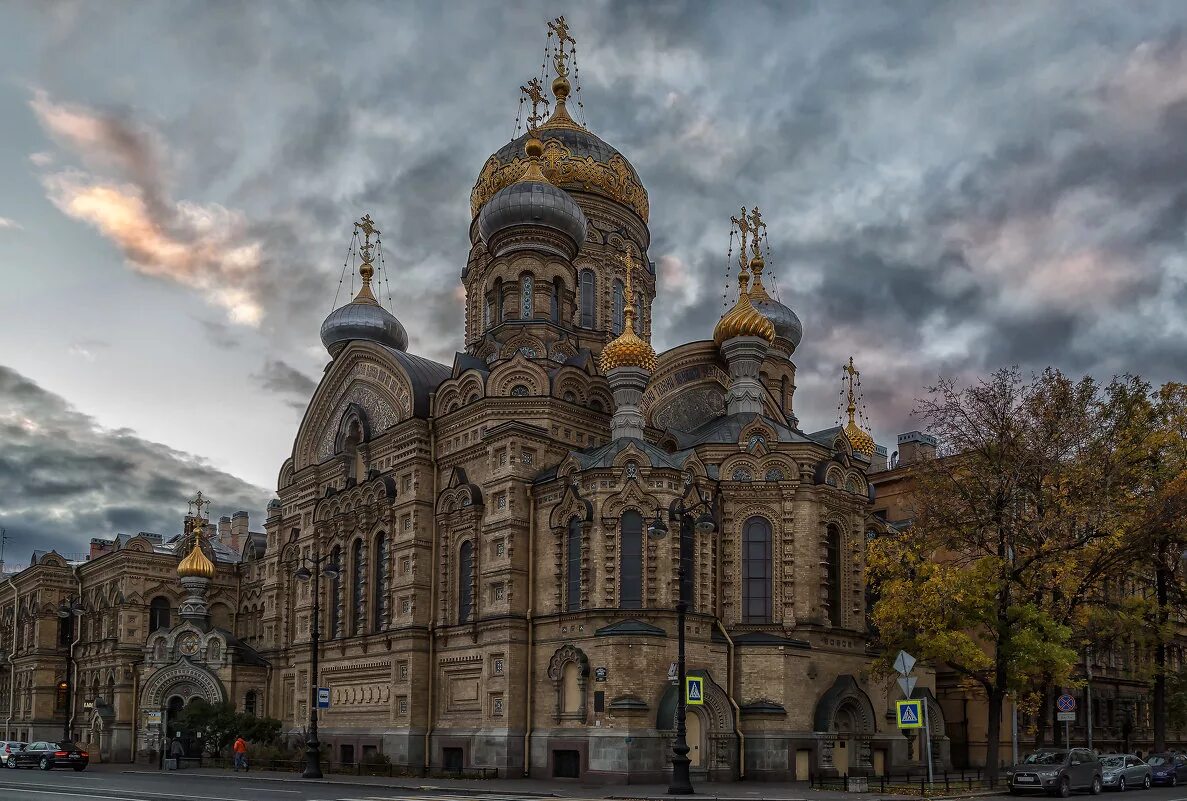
1,741,27,768
1148,753,1187,786
1006,748,1103,797
1099,754,1152,791
10,740,89,771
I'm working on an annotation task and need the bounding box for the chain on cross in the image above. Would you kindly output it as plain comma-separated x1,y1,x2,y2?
520,77,549,131
549,16,575,78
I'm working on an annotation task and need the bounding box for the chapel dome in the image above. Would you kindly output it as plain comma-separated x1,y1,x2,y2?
477,177,588,260
751,297,803,352
177,535,215,580
320,301,409,357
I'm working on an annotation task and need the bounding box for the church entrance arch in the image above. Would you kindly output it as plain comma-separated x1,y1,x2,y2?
656,670,736,778
813,675,877,774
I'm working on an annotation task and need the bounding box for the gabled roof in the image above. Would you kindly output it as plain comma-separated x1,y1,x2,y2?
673,412,812,448
571,437,694,471
595,618,667,638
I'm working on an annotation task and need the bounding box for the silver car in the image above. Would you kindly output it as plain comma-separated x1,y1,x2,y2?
1100,754,1152,792
1,741,26,767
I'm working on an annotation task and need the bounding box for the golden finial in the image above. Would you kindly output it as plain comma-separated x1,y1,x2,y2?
521,77,549,132
516,79,550,183
599,248,657,372
746,206,771,300
714,211,775,345
351,214,381,306
842,356,876,456
541,16,582,131
178,493,216,580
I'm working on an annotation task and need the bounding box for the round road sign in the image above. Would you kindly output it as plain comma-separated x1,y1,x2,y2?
1057,694,1076,713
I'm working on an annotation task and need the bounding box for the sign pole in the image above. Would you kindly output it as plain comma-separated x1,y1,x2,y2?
923,697,934,785
1065,719,1070,749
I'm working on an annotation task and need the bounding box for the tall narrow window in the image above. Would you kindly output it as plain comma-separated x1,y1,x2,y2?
612,278,625,334
742,517,773,623
579,270,596,328
566,517,582,612
351,538,367,635
458,541,474,623
494,278,504,323
372,533,390,632
149,597,171,631
483,292,491,330
328,545,342,639
635,295,644,333
551,278,562,323
826,524,842,626
244,690,257,716
521,274,534,319
620,510,643,609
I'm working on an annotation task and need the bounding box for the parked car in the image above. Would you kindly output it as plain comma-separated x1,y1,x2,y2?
1147,753,1187,786
8,741,88,771
1099,754,1152,791
1,741,26,768
1006,748,1103,796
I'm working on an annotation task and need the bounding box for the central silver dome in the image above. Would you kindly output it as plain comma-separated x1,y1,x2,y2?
477,180,587,259
320,301,409,357
751,297,803,353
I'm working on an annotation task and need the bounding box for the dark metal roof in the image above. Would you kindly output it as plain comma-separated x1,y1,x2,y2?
381,347,451,418
672,413,810,449
493,127,641,184
320,302,409,355
571,437,694,471
477,180,588,254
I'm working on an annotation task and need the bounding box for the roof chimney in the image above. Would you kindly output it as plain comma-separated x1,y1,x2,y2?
897,431,937,466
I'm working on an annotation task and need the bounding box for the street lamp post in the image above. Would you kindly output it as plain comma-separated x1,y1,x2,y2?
56,598,84,743
294,552,340,779
648,481,717,796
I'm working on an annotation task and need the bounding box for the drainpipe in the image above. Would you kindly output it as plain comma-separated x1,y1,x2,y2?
423,412,438,774
67,565,83,741
714,619,745,780
4,574,16,739
522,493,535,777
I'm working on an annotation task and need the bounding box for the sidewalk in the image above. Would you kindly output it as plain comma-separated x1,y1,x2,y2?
114,764,923,800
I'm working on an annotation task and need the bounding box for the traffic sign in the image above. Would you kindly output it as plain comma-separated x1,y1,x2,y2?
894,650,917,677
686,676,704,705
896,699,923,729
317,687,331,709
146,710,162,725
1057,711,1076,722
1057,694,1076,713
897,676,917,697
668,662,678,684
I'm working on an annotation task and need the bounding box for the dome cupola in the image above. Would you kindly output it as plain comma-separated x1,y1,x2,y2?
841,356,877,457
746,252,803,354
320,215,409,357
600,250,656,372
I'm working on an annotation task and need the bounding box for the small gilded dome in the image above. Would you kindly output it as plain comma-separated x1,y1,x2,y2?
600,323,656,372
714,272,776,345
177,535,216,580
844,420,877,457
320,301,409,356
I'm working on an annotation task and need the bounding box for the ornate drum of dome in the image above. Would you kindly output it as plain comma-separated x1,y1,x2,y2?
472,126,649,223
751,296,803,352
320,301,409,357
476,179,588,260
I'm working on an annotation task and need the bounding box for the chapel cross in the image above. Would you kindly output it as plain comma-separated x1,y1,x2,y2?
549,16,575,77
521,77,549,131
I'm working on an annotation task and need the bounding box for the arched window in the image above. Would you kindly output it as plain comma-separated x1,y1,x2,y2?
373,533,390,632
562,661,581,714
551,278,562,323
244,690,257,717
458,541,474,623
351,538,367,635
149,597,171,632
579,270,596,328
566,517,582,612
328,545,342,639
612,278,625,334
742,517,773,623
520,274,534,319
620,510,643,609
494,278,504,323
826,524,842,627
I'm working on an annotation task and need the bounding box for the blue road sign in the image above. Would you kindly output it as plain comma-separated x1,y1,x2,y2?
1057,694,1076,713
896,699,923,728
317,687,331,709
686,676,704,705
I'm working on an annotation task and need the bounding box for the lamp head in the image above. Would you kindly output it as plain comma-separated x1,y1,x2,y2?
647,510,668,540
694,512,716,536
294,565,312,582
322,562,341,580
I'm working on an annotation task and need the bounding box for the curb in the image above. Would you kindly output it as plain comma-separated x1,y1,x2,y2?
118,770,560,796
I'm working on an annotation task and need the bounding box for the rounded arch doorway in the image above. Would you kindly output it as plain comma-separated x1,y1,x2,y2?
685,707,704,767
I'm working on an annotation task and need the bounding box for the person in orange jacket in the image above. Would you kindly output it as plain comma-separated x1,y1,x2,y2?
232,735,249,772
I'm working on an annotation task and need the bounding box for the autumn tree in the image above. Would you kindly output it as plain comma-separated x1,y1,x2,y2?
868,368,1124,777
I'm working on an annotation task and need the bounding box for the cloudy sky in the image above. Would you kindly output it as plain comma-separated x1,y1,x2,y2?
1,1,1186,561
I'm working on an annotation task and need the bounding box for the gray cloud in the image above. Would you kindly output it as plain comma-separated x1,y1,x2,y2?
253,358,318,411
0,365,272,561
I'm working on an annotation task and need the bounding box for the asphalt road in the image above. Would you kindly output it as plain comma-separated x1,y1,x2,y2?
4,767,1187,801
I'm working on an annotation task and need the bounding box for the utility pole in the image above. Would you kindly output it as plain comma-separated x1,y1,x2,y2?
1086,647,1093,751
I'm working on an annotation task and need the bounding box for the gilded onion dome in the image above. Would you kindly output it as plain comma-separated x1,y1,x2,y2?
600,252,656,372
714,266,776,345
177,528,216,579
320,215,409,357
841,356,877,457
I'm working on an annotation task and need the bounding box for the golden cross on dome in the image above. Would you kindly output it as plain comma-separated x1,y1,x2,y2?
521,77,549,131
549,16,575,78
730,206,752,272
187,490,210,521
356,214,380,262
843,356,860,419
748,206,768,260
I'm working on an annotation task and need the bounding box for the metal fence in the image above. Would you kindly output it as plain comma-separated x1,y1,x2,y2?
201,756,498,779
809,769,1006,796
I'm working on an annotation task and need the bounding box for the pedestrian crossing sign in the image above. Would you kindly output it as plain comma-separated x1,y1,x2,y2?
896,699,923,729
686,676,704,705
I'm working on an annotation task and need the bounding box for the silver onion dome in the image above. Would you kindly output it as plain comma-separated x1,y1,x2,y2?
320,301,409,357
751,296,803,353
477,179,588,259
